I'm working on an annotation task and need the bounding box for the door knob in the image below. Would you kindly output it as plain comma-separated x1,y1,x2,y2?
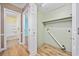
33,32,35,34
77,27,79,35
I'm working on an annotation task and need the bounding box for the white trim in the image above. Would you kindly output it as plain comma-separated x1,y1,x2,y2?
4,8,7,49
22,14,26,45
29,50,37,56
72,3,79,56
16,12,21,44
0,48,7,52
72,3,76,56
0,5,1,49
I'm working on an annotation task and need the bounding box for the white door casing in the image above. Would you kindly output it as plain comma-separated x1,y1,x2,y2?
72,3,79,56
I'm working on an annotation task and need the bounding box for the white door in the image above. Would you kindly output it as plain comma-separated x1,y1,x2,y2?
28,3,37,56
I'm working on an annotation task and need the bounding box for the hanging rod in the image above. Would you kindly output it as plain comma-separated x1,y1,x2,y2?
46,28,66,50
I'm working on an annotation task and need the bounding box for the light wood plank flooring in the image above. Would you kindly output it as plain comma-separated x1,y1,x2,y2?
37,43,72,56
0,44,29,56
0,43,72,56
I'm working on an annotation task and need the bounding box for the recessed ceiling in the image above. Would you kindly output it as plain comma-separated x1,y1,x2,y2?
12,3,26,9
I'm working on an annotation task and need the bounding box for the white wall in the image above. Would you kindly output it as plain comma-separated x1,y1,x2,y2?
37,10,45,48
37,3,72,52
44,19,72,52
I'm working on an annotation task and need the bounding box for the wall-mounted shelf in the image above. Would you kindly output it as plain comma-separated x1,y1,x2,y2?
42,14,72,23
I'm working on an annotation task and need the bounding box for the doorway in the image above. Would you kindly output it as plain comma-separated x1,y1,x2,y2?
4,8,21,49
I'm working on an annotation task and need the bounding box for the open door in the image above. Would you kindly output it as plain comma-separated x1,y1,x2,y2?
22,3,37,55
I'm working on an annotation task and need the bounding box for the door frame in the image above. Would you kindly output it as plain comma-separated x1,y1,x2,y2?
72,3,79,56
22,14,26,45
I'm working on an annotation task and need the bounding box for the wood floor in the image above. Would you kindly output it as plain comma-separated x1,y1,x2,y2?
0,44,29,56
0,43,72,56
37,43,72,56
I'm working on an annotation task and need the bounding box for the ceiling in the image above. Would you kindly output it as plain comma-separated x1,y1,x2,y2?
12,3,65,11
7,3,67,15
37,3,65,13
12,3,26,9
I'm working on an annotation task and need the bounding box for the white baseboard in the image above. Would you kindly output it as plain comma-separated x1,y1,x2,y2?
0,48,7,52
29,50,37,56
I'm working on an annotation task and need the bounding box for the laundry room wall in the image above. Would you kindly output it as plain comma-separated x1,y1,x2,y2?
43,4,72,52
37,9,45,48
44,19,72,52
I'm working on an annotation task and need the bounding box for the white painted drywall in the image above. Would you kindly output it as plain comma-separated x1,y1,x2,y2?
44,19,72,52
37,10,45,48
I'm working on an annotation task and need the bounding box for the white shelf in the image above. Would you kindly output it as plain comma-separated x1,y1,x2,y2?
42,15,72,23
